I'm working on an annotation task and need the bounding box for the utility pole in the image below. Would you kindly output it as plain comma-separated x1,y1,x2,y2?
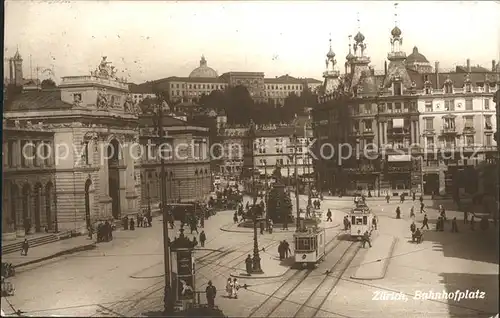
157,101,172,312
290,134,301,231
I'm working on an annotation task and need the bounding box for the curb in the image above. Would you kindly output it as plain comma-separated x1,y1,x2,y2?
220,223,340,233
350,237,398,281
229,271,287,279
13,243,97,269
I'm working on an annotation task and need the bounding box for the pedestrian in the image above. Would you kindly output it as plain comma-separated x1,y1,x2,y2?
470,215,475,231
232,278,240,299
419,195,424,204
97,222,103,242
200,231,206,247
396,206,401,219
410,206,415,219
21,239,29,256
143,215,149,228
137,213,142,228
400,194,405,203
343,216,349,231
326,209,333,222
226,278,233,298
129,217,135,231
283,240,291,258
372,216,377,230
260,220,265,235
147,214,152,227
282,216,288,230
435,216,442,231
410,221,416,233
108,222,113,241
245,255,252,275
193,237,198,247
463,210,468,224
451,217,459,233
268,220,273,234
362,230,372,248
278,241,285,260
386,194,390,203
233,212,238,224
421,214,429,229
104,220,111,241
206,281,217,308
420,202,425,214
412,192,416,201
169,214,174,229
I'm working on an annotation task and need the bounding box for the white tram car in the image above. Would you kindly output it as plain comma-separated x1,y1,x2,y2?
293,226,326,267
349,203,374,239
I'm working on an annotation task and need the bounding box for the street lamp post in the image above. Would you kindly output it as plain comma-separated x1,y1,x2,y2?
264,160,268,219
250,123,263,273
290,134,301,231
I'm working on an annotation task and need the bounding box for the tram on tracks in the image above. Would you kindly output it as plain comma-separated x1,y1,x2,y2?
349,202,374,239
293,218,326,268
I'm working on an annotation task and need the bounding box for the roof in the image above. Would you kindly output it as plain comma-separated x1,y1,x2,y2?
264,75,305,84
189,56,219,78
254,126,309,138
406,47,429,64
5,90,72,111
420,71,500,89
455,65,491,73
138,114,188,127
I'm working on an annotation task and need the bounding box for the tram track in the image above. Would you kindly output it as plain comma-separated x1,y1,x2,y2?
247,233,343,318
248,240,359,318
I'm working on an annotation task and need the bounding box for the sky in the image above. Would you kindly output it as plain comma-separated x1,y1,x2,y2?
4,1,500,84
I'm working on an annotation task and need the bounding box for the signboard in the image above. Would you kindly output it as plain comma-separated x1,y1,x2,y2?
177,250,193,276
177,274,195,301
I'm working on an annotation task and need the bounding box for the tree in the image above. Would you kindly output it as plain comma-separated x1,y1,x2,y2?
41,78,56,89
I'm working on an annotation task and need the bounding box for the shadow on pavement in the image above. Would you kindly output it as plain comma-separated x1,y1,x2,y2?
421,218,499,316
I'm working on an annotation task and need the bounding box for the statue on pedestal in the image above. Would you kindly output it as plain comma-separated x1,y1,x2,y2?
97,88,109,110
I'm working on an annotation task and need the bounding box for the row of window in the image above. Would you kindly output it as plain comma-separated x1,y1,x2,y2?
425,134,494,147
424,98,491,112
3,140,53,168
171,83,228,90
424,115,493,131
423,81,499,95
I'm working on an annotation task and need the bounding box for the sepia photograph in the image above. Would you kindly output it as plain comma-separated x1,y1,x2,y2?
2,1,499,317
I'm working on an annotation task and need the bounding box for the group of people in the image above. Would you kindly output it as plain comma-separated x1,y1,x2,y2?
95,220,114,243
225,278,240,299
278,240,291,260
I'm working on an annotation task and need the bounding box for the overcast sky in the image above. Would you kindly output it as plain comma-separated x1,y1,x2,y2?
4,1,500,84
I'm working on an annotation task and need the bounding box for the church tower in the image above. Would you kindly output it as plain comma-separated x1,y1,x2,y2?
321,36,341,96
349,14,371,91
9,48,23,86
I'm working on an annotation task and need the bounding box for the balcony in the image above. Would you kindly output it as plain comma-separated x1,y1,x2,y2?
441,127,457,135
484,124,494,131
388,128,410,136
387,166,411,173
387,52,406,59
423,128,435,136
362,129,375,136
462,126,476,134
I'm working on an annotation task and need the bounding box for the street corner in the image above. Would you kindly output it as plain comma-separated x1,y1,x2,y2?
220,223,253,233
229,252,291,280
350,234,398,281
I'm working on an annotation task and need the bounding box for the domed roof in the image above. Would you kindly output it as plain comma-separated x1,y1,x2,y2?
354,32,365,43
406,47,429,63
327,47,335,59
346,51,355,61
391,26,401,37
189,55,218,78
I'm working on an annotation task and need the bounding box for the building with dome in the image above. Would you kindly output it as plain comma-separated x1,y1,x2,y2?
189,55,219,78
130,55,321,105
312,15,499,197
405,47,433,73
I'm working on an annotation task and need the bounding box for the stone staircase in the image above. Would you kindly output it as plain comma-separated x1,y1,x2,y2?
1,233,60,255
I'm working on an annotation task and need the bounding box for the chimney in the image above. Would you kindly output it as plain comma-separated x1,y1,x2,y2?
493,60,496,72
384,61,388,75
466,59,471,72
435,61,440,88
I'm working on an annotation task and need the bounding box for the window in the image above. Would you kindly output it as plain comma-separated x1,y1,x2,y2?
364,120,372,132
425,87,431,94
466,135,474,146
394,82,402,96
425,118,434,130
465,84,471,93
364,104,371,114
425,102,433,112
484,99,490,110
444,83,453,94
444,118,455,129
485,135,492,146
426,137,434,148
465,98,473,111
485,116,493,129
7,140,14,167
83,141,90,165
394,103,402,113
445,100,455,111
464,117,474,128
353,122,359,133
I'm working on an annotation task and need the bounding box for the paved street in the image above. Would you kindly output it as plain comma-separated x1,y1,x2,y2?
2,195,498,317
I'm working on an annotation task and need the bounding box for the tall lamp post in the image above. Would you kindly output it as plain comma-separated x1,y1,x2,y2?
250,122,263,273
290,134,301,231
264,159,268,219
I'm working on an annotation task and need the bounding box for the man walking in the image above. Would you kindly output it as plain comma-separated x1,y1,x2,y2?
463,210,468,224
326,209,333,222
421,214,429,229
451,217,459,233
199,231,206,247
283,240,291,258
21,239,29,256
362,231,372,248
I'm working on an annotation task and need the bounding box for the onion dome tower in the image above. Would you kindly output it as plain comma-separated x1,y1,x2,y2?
349,13,371,92
345,35,355,75
321,36,341,96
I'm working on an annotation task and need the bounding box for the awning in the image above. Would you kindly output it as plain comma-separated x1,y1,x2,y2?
392,118,404,128
388,154,411,162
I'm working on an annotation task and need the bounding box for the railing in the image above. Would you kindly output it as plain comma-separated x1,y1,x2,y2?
387,52,407,59
388,128,410,135
462,126,475,134
441,127,456,134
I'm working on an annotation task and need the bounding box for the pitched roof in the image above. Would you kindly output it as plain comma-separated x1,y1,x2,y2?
138,114,188,127
254,126,309,138
264,75,304,84
5,90,72,111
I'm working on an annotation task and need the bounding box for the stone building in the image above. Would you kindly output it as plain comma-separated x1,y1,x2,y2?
3,55,211,237
2,121,57,240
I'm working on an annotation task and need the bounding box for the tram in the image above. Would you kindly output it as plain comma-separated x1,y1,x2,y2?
349,202,374,239
293,219,326,267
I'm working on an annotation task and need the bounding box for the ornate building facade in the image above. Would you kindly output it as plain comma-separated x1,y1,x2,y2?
3,55,211,238
313,21,499,197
